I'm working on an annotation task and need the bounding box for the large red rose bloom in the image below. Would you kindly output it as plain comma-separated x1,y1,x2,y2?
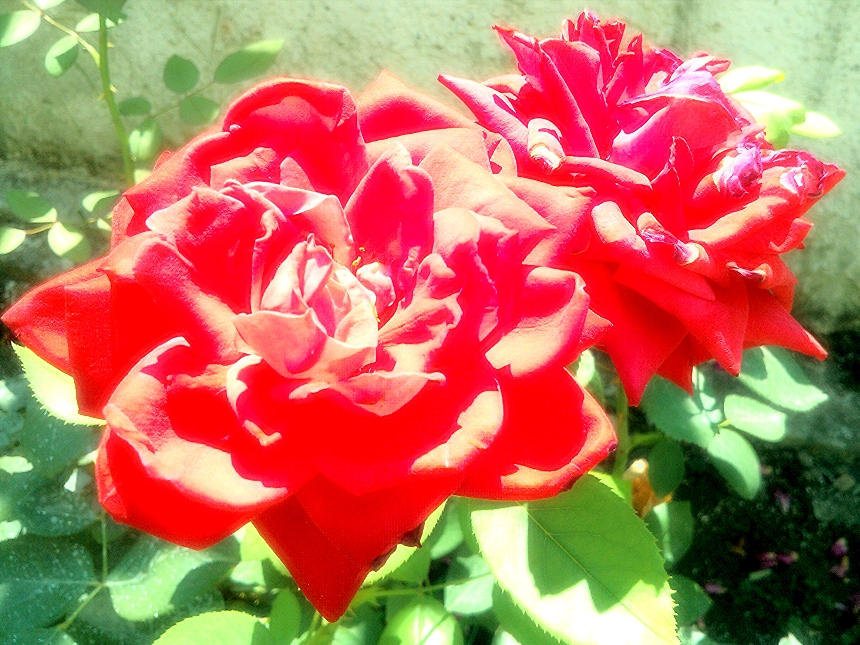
2,74,615,619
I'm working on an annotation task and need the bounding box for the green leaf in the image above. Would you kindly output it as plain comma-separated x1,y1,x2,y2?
44,35,79,77
74,0,126,23
5,190,57,224
363,501,445,586
0,628,78,644
163,55,200,94
107,535,240,621
81,189,119,216
237,524,289,577
427,499,464,559
492,586,565,645
648,439,686,498
12,344,103,426
444,553,494,615
379,597,463,645
15,485,98,536
669,576,712,627
0,535,95,630
331,603,384,645
180,96,221,126
35,0,67,7
640,376,718,447
706,429,761,500
128,118,162,162
733,91,805,148
73,13,120,33
790,111,841,138
0,376,29,413
645,501,694,566
571,350,604,405
0,227,26,255
47,222,91,263
0,410,24,451
19,405,97,478
723,394,787,441
117,96,152,116
268,589,302,644
719,66,784,93
470,473,677,645
214,40,283,84
152,611,272,645
0,12,41,48
738,347,828,412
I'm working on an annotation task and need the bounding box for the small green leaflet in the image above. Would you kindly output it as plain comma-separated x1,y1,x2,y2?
214,40,283,84
646,501,694,566
444,553,493,615
48,222,91,263
12,344,103,426
790,111,841,138
152,611,273,645
0,227,26,255
180,96,220,126
118,96,152,116
738,347,828,412
128,118,162,162
640,374,720,448
0,11,41,48
268,589,302,644
379,597,464,645
44,36,79,77
5,190,57,224
706,429,761,500
648,439,685,498
75,0,127,23
723,394,786,441
719,66,784,93
163,55,200,94
470,473,677,645
669,576,712,627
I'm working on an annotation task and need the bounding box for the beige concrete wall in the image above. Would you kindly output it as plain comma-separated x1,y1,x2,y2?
0,0,858,330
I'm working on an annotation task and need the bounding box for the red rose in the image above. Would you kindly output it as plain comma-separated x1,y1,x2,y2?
2,74,615,619
440,11,844,403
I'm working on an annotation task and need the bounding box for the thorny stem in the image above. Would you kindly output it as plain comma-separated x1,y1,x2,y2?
611,382,631,479
98,15,135,186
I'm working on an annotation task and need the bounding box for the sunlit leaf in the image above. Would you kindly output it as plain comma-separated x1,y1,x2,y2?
379,597,463,645
427,499,464,559
180,96,220,126
36,0,68,8
12,344,103,426
163,55,200,94
640,375,718,448
128,118,162,162
268,589,302,645
118,96,151,116
738,347,828,412
719,66,784,93
444,553,494,616
44,35,78,77
0,11,41,48
670,576,712,627
0,227,26,254
648,438,686,497
5,190,57,223
75,0,127,23
723,394,787,442
74,12,120,32
214,40,283,84
646,501,694,565
470,473,677,645
237,524,289,577
790,111,841,138
19,404,97,478
81,189,120,216
48,221,90,263
0,536,95,630
152,611,272,645
706,429,761,500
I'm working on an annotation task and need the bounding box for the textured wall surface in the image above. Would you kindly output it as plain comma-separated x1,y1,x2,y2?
0,0,857,329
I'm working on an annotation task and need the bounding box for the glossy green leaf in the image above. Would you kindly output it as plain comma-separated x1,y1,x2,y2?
738,347,828,412
152,611,272,645
15,486,98,536
5,190,57,224
444,553,493,615
471,473,677,645
0,627,78,644
107,535,240,621
790,111,841,138
73,13,119,33
75,0,126,23
0,12,40,48
163,55,200,94
268,589,302,644
180,96,220,126
214,40,283,84
48,222,90,263
0,227,26,255
128,118,162,162
719,66,784,93
81,189,119,216
118,96,152,116
19,405,96,478
363,501,445,586
237,524,289,577
646,501,694,566
640,376,718,448
669,576,712,627
44,35,79,77
706,429,761,500
0,536,95,630
648,439,686,497
379,597,463,645
12,344,103,426
723,394,787,441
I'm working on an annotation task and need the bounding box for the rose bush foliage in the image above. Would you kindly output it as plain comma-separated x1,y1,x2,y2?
2,74,616,619
441,10,844,403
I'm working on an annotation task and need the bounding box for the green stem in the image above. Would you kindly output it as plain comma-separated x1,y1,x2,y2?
353,573,493,604
629,431,664,450
97,14,135,186
150,81,216,119
19,0,100,64
611,383,630,479
100,514,109,581
55,583,105,632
